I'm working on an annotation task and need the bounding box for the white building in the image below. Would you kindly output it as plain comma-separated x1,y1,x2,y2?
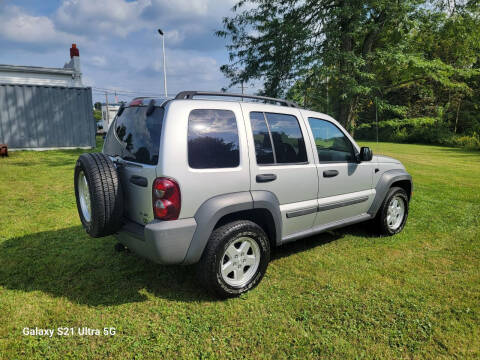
0,44,83,87
100,104,121,132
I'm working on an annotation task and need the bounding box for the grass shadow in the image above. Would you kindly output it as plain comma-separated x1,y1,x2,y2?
433,146,480,160
0,226,217,306
273,221,377,261
0,221,376,306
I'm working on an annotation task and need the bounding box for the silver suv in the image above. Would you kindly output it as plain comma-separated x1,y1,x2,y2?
74,91,412,297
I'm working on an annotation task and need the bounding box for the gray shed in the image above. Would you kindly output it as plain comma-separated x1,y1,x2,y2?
0,44,96,150
0,84,95,150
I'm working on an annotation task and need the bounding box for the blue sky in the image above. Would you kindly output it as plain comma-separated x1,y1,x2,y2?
0,0,249,102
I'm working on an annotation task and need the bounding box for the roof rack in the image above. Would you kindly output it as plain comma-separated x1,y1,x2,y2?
174,91,299,108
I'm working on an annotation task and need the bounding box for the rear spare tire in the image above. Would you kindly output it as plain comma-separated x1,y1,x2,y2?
74,153,124,237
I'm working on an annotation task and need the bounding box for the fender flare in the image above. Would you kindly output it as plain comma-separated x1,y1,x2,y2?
182,191,282,264
368,169,413,217
251,190,282,246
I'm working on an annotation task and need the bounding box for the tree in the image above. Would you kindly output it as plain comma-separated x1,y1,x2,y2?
217,0,423,130
93,109,102,121
217,0,480,134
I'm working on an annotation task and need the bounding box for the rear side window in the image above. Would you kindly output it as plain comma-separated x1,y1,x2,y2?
308,117,355,162
188,109,240,169
103,106,164,165
250,112,307,164
250,112,274,164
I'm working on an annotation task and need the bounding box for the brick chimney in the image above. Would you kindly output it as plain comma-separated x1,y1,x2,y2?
70,43,80,58
64,43,82,86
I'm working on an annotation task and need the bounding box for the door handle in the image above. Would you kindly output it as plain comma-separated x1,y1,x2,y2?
323,170,339,178
130,175,148,187
256,174,277,183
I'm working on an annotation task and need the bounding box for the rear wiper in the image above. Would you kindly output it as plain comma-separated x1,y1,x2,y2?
111,156,143,168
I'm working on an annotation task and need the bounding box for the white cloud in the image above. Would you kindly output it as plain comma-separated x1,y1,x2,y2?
0,0,245,102
168,56,220,83
164,30,185,45
89,56,107,67
0,5,84,45
148,0,233,19
53,0,237,42
55,0,151,38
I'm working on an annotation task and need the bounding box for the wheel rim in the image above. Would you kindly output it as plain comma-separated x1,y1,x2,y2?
77,171,92,222
386,195,405,231
220,236,261,288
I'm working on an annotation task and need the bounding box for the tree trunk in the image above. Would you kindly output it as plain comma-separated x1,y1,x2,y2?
338,99,357,132
454,99,462,134
338,101,349,128
337,0,353,129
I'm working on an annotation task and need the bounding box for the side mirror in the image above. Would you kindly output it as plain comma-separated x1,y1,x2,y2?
359,147,373,162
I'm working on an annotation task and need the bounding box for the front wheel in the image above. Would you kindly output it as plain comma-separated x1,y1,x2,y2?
197,220,270,298
375,187,409,235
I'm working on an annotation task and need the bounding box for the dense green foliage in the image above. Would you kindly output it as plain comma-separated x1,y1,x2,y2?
0,138,479,358
217,0,480,148
93,109,102,121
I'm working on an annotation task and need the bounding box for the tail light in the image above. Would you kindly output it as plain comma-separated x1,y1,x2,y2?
153,178,181,220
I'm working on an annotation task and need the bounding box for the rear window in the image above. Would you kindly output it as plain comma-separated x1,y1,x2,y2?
188,109,240,169
103,106,164,165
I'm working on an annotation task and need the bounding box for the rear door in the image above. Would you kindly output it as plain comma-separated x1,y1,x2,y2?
241,103,319,238
103,103,164,225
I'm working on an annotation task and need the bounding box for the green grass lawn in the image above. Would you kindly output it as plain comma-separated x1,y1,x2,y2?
0,139,479,359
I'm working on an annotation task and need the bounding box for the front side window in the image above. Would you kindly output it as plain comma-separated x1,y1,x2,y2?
188,109,240,169
250,112,307,165
308,118,355,162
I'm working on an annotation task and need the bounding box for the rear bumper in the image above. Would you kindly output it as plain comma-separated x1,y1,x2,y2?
115,218,197,265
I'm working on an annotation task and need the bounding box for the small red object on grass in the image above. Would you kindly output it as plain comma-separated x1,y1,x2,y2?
0,144,8,157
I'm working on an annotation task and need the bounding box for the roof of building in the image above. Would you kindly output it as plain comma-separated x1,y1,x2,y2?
0,64,75,76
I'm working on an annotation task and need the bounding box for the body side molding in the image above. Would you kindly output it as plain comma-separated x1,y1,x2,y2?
317,196,369,212
286,207,317,218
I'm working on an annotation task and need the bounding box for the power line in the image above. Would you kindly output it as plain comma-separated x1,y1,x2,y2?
91,86,168,97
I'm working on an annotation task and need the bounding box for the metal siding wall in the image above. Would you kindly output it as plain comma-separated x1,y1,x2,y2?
6,85,18,147
0,84,94,149
85,87,96,147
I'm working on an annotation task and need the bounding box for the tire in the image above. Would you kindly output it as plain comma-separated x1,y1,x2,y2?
197,220,270,298
375,186,409,236
74,152,124,237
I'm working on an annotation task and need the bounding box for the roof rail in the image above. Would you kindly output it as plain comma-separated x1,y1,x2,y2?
174,91,299,108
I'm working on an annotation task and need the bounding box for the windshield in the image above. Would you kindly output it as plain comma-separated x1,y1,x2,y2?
103,106,165,165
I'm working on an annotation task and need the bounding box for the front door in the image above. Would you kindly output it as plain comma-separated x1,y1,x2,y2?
241,103,319,238
304,116,375,227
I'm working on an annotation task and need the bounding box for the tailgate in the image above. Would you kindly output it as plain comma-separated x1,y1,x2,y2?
117,162,157,225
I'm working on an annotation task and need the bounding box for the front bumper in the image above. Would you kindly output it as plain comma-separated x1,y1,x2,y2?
115,218,197,265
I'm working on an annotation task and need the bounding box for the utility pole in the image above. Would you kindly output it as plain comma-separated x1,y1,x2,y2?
158,29,168,97
375,97,379,143
105,91,110,130
326,76,329,115
241,81,244,100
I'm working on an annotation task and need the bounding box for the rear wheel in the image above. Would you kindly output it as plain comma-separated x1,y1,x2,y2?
375,187,409,235
74,153,124,237
197,220,270,298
